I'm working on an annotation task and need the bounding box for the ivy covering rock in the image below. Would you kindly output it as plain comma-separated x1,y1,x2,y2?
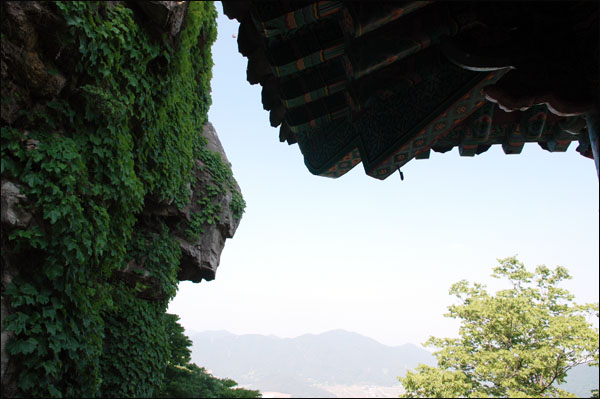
1,1,245,397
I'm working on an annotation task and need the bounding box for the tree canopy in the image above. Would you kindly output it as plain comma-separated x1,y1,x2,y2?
398,256,599,398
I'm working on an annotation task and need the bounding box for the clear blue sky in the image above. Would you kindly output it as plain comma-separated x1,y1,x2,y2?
168,6,600,347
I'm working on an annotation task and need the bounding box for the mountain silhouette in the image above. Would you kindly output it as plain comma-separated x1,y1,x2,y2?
189,329,434,397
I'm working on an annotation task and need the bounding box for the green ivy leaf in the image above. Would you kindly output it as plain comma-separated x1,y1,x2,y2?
11,337,38,355
20,283,38,296
43,308,57,320
46,322,58,336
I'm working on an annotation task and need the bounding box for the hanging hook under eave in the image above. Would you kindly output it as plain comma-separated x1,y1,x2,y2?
584,110,599,179
398,169,404,181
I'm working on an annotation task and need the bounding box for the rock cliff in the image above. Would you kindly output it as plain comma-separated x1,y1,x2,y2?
1,1,243,397
142,121,244,284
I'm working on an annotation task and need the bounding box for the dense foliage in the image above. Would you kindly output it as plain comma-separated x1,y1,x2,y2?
1,1,243,397
398,257,599,398
155,314,262,398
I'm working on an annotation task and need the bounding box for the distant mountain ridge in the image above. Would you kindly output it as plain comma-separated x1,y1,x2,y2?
189,329,434,397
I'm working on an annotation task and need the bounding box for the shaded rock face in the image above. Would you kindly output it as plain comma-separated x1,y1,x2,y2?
1,1,68,125
132,0,189,38
143,122,243,284
1,180,32,229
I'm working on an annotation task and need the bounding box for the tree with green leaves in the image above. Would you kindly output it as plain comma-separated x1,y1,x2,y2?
164,313,193,367
398,256,599,398
155,314,262,398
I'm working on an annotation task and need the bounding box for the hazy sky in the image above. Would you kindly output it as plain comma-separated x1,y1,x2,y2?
168,6,600,348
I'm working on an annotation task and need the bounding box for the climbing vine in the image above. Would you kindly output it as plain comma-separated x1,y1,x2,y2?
186,138,247,241
0,1,238,397
100,224,181,398
198,140,247,222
